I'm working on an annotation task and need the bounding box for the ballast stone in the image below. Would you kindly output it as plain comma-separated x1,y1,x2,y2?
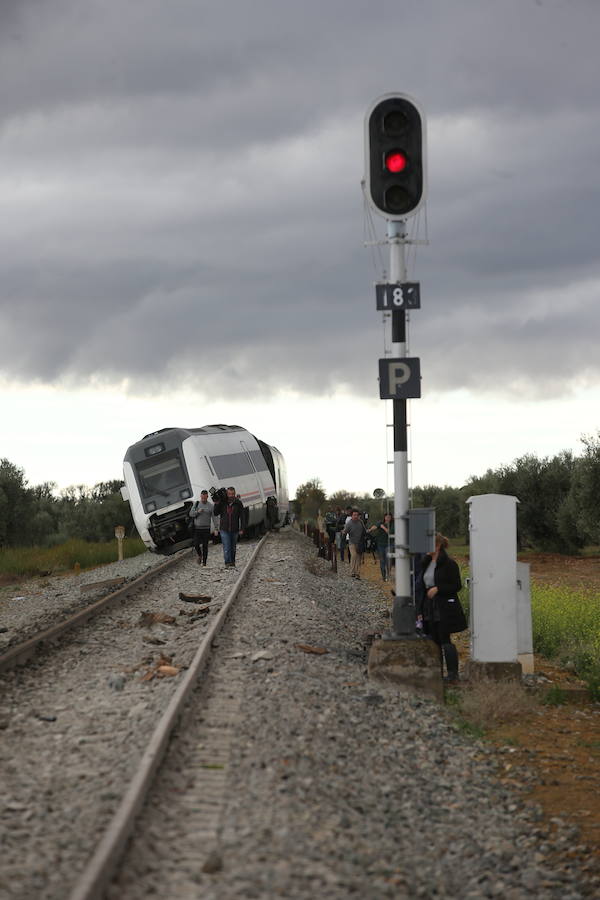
368,637,443,702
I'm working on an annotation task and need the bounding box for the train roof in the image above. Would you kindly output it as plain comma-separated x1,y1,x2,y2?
139,424,245,441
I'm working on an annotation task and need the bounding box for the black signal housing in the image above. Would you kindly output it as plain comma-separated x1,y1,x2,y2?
365,94,425,219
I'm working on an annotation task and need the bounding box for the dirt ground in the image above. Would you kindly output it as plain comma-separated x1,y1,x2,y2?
356,550,600,861
518,550,600,590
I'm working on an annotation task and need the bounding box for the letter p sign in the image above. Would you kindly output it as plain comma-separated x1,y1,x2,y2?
379,357,421,399
389,362,411,393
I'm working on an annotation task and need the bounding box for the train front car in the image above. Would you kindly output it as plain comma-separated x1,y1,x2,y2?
122,425,288,554
122,428,199,553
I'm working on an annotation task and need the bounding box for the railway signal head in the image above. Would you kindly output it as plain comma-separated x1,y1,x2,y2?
365,93,426,219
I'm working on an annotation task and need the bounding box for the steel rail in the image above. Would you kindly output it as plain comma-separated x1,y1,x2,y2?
69,533,268,900
0,550,193,673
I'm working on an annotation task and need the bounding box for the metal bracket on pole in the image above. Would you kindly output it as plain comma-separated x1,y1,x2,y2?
364,239,429,247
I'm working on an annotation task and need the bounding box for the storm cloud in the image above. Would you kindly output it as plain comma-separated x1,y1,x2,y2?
1,0,599,401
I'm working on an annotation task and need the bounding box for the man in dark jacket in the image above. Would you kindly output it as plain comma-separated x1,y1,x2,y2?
213,486,245,567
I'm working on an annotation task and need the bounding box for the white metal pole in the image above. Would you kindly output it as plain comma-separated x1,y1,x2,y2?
387,220,412,624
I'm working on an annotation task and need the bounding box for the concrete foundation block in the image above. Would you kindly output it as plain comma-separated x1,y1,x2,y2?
517,652,535,675
368,638,443,703
464,660,523,682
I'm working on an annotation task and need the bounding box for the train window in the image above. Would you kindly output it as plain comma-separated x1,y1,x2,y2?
210,452,254,479
137,450,187,499
250,450,269,472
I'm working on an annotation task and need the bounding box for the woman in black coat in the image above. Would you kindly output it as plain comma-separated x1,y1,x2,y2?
416,533,466,683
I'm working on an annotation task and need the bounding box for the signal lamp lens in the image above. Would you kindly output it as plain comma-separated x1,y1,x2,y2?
385,151,407,173
385,185,412,214
383,110,408,135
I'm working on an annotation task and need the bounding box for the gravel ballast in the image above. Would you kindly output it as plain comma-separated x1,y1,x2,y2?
108,530,598,899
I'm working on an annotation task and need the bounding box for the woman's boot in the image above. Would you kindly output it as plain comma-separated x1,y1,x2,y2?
442,642,459,683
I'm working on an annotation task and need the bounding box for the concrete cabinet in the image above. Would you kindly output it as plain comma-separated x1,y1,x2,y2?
467,494,520,664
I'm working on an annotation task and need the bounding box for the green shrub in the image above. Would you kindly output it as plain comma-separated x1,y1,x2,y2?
542,684,567,706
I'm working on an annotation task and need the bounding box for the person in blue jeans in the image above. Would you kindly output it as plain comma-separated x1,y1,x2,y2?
369,512,394,581
213,486,245,567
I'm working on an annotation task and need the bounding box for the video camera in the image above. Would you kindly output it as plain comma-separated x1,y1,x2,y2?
209,486,228,504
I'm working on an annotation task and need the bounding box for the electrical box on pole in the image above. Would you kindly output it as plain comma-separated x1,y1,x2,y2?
365,93,426,220
407,508,436,555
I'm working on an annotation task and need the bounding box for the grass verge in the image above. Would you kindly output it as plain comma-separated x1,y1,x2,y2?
0,537,147,579
531,583,600,700
447,680,537,736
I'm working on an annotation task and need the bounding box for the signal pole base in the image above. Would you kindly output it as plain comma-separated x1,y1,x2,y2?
385,595,416,639
368,638,443,703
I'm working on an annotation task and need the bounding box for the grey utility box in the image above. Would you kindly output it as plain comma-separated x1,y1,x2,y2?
467,494,520,664
408,507,436,554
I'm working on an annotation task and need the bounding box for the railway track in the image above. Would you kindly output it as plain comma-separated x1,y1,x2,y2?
70,535,266,900
0,551,193,674
0,536,266,900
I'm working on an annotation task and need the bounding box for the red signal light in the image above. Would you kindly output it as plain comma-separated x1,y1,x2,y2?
385,151,407,173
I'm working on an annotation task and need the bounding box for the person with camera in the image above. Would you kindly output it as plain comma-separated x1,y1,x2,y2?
189,489,215,566
369,512,394,581
212,486,245,567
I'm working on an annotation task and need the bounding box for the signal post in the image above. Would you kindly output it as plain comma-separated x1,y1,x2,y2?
365,94,427,640
365,94,442,697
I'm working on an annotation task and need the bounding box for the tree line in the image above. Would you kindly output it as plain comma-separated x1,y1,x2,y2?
3,431,599,552
293,432,600,553
0,459,134,548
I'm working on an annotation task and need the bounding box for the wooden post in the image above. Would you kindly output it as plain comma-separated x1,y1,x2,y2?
114,525,126,561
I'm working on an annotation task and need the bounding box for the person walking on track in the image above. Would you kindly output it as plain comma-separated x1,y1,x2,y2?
213,486,245,567
342,509,367,580
369,512,394,581
189,490,215,566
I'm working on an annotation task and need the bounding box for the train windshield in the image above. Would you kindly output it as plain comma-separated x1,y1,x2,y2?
137,451,187,499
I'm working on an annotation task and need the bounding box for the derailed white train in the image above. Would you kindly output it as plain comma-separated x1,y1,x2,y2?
121,424,289,554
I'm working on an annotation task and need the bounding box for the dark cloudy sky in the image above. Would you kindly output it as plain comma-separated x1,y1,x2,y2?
1,0,599,493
